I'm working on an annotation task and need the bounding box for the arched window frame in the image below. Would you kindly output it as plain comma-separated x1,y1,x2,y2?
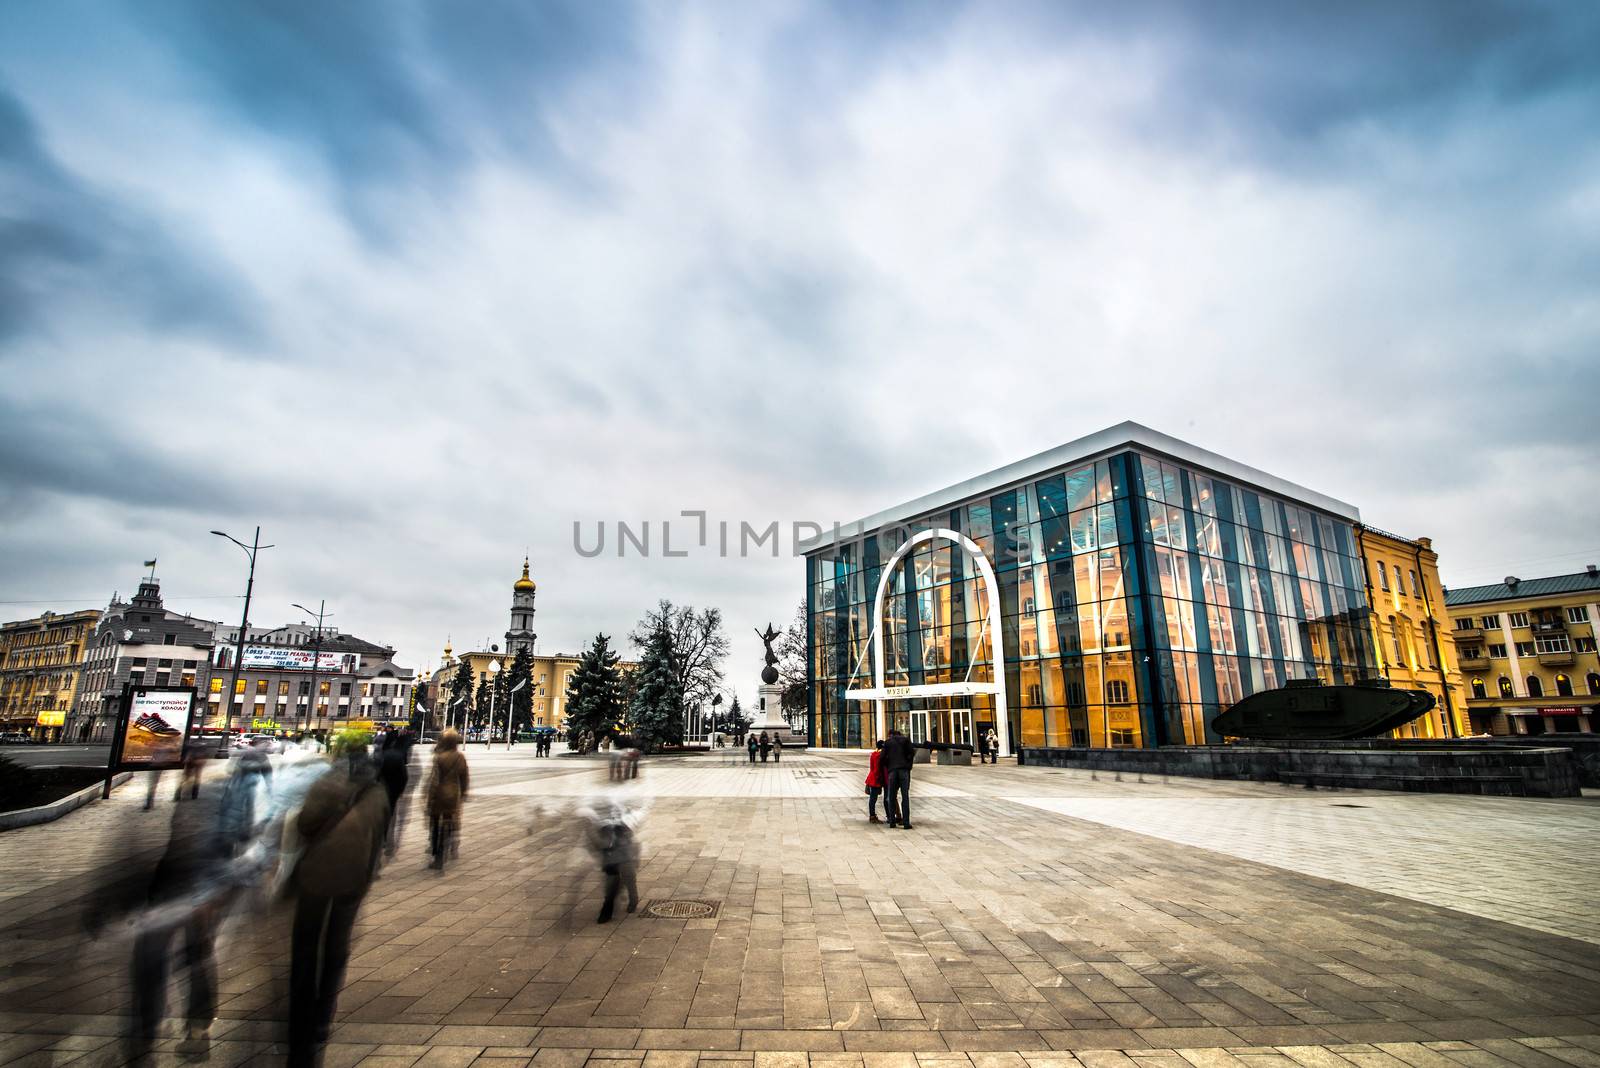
1471,679,1486,700
1498,676,1513,698
1588,673,1600,697
1525,674,1544,698
1554,673,1573,697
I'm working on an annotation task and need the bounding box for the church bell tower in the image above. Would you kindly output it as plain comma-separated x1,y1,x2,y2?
506,557,537,657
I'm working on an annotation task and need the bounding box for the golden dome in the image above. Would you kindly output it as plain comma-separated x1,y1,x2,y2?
514,556,536,592
442,638,453,658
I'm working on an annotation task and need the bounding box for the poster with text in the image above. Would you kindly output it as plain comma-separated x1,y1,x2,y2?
116,687,196,769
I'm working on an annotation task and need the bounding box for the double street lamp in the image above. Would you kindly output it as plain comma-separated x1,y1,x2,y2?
211,527,272,757
292,600,329,738
506,677,526,749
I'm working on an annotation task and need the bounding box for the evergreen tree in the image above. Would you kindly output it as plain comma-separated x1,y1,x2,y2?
449,660,475,729
565,633,622,753
628,619,681,752
474,676,492,734
726,695,751,741
506,647,535,738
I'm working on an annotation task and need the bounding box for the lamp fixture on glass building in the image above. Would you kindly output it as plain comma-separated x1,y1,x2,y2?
801,422,1381,755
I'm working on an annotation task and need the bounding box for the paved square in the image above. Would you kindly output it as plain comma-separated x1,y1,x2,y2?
2,749,1597,1068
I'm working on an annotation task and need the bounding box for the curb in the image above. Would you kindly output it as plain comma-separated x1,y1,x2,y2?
0,772,133,832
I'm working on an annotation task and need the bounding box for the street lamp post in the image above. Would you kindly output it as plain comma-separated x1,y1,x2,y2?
507,677,526,750
211,527,272,757
486,658,502,747
448,697,465,732
292,600,328,739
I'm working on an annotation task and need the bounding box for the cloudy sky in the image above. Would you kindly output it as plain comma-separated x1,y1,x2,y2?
2,1,1597,697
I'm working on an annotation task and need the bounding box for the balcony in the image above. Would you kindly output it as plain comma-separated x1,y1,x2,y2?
1537,649,1575,667
1458,655,1491,672
1531,620,1568,637
1452,626,1483,642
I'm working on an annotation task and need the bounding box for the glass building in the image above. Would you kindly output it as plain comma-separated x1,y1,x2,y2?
803,423,1379,753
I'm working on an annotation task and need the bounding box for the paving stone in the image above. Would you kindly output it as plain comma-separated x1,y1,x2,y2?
2,751,1598,1068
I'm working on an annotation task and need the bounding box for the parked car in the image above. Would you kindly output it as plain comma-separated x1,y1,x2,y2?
0,731,33,745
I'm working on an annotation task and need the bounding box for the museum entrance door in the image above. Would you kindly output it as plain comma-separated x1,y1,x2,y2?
907,707,973,747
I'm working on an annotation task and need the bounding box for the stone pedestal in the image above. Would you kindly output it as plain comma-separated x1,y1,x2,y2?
751,683,806,747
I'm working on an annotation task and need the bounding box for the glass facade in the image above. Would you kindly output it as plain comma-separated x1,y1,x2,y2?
807,449,1378,750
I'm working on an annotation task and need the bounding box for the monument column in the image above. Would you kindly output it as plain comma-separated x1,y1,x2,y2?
750,621,805,747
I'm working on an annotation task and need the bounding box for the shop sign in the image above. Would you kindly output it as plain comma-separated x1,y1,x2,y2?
1537,706,1587,715
36,710,65,727
251,718,279,730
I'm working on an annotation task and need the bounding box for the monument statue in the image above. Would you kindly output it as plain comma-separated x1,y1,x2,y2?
750,620,802,746
755,623,780,685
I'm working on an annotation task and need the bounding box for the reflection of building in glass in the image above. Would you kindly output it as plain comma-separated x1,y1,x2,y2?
803,423,1380,752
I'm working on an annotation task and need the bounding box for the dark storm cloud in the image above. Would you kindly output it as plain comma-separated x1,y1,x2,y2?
0,85,265,348
134,0,640,227
1027,0,1600,164
0,397,250,514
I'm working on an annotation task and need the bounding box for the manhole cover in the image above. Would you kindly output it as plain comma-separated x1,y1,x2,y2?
642,899,720,919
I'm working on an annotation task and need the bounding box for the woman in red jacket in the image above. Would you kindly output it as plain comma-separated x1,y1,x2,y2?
865,740,885,823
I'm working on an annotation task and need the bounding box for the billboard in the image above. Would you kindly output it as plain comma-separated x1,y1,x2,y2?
219,645,357,673
113,686,197,770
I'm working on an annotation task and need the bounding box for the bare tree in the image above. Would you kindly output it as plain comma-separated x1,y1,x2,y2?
777,599,808,716
630,599,729,719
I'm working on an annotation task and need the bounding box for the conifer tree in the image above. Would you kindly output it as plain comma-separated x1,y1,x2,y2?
727,694,751,740
565,633,621,753
506,647,535,738
474,676,492,734
628,619,681,752
449,660,475,729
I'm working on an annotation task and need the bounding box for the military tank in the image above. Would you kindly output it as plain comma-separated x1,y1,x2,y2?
1211,677,1434,740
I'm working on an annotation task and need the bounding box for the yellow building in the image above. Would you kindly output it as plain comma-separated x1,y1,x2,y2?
1444,568,1600,736
0,609,102,741
425,560,635,735
430,644,583,732
1353,528,1465,738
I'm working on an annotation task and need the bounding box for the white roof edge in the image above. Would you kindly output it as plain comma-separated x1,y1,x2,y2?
799,420,1361,553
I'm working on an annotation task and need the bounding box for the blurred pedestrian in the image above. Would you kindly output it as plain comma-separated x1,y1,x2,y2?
746,734,758,764
773,736,783,763
218,736,274,846
378,729,412,858
86,755,269,1062
882,727,915,830
759,731,771,763
983,727,999,765
425,728,470,870
174,745,206,800
287,739,389,1068
579,792,643,924
865,740,885,823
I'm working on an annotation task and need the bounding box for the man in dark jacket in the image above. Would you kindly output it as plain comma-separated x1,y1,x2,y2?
880,728,916,829
288,747,390,1067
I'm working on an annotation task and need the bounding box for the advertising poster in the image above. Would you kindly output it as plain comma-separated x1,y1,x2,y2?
217,645,357,673
114,686,196,770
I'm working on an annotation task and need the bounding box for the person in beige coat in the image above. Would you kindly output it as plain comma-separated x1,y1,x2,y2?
288,744,389,1067
426,728,470,870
